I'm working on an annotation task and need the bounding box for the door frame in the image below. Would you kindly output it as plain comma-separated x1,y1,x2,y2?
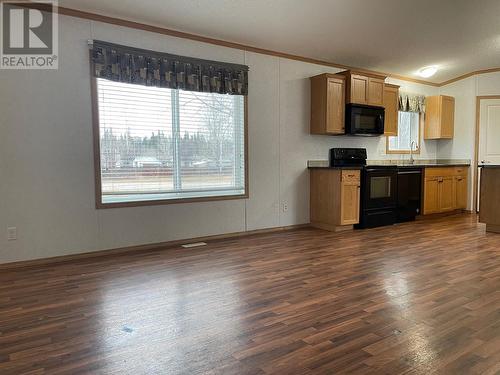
473,95,500,212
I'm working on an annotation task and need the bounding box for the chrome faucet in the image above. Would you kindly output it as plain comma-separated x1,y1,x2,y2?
409,140,417,165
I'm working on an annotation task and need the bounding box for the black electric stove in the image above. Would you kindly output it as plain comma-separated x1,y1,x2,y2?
356,165,398,228
329,148,399,229
329,148,367,168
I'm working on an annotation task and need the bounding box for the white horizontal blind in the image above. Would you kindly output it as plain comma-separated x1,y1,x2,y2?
388,111,420,152
96,78,245,204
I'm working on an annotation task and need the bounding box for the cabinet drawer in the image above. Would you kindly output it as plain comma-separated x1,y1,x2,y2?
341,170,360,183
425,167,457,177
425,166,469,177
454,167,468,176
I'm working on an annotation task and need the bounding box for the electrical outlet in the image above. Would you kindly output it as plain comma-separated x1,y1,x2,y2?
7,227,17,241
282,202,288,212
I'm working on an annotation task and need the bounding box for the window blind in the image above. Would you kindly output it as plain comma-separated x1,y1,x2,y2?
388,111,420,152
96,78,245,204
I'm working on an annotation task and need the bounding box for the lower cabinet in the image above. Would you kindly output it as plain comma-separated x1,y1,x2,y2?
439,176,456,212
310,169,360,231
455,175,468,209
423,177,440,214
340,171,361,225
422,167,468,215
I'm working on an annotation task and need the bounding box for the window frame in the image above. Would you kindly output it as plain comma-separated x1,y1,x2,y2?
386,111,424,155
90,76,249,209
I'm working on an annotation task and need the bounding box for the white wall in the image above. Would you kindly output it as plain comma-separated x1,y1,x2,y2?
437,71,500,210
0,14,438,263
437,77,476,210
438,72,500,161
437,77,477,160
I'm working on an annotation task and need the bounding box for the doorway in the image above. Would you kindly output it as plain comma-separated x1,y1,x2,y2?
475,97,500,212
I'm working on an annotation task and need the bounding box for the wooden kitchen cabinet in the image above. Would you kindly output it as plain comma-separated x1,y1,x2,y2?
423,177,440,214
424,95,455,139
310,73,346,135
339,70,386,107
310,169,360,231
383,84,399,136
340,171,361,225
439,177,455,212
350,74,368,104
455,175,468,209
368,77,385,106
422,167,468,214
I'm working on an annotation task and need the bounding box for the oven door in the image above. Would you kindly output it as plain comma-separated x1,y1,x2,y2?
346,104,385,135
363,168,398,209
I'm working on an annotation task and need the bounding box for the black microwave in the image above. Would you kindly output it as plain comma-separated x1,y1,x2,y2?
345,104,385,136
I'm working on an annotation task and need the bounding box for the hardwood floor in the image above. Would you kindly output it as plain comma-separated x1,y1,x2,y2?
1,214,500,374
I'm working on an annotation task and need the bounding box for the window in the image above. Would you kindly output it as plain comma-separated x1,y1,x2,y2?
95,78,246,206
387,111,421,154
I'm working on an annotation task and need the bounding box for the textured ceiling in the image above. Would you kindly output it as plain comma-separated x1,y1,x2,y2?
59,0,500,83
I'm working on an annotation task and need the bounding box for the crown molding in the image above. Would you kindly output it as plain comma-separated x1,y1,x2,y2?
438,67,500,86
18,3,500,88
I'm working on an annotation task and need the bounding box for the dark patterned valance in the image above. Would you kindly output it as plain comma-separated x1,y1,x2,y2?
89,40,249,95
399,92,425,113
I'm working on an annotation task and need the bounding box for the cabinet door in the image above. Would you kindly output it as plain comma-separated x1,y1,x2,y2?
423,178,440,214
455,175,467,209
383,85,399,136
424,96,440,139
368,77,385,107
340,179,360,225
350,75,368,104
326,77,345,134
439,177,455,212
441,96,455,138
424,95,455,139
310,169,337,226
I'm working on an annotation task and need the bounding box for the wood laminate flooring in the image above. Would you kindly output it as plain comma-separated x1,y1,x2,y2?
1,214,500,374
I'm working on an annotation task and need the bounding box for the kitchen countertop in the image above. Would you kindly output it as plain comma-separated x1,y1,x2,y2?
307,160,364,169
308,159,471,169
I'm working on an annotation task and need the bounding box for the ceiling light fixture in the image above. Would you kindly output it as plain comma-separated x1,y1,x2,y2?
417,66,438,78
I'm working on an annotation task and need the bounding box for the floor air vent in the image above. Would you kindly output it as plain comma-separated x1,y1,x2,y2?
181,242,207,248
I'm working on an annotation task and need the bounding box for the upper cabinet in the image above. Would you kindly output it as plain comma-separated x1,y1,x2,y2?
349,74,369,104
424,95,455,139
339,70,386,107
310,73,346,135
367,77,385,106
383,84,399,136
310,70,388,136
